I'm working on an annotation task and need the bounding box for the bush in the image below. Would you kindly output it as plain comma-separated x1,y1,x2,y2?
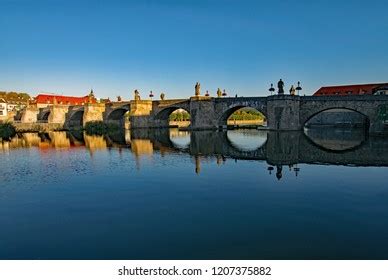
169,111,191,121
229,109,264,121
0,122,16,140
84,121,119,135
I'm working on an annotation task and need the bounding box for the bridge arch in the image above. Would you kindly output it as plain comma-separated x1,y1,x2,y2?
302,107,370,129
154,104,190,120
66,108,84,128
154,104,191,128
218,105,267,128
106,107,129,121
40,111,50,122
105,105,131,127
37,108,51,122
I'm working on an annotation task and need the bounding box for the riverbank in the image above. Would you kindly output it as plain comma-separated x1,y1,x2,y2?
13,122,66,133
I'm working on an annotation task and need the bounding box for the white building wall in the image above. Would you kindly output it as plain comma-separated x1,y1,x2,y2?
0,102,8,118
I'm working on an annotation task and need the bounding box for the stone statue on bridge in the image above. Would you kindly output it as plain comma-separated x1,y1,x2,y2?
289,85,296,96
117,96,122,102
195,82,201,96
134,89,141,101
160,93,165,100
277,79,285,95
217,88,222,98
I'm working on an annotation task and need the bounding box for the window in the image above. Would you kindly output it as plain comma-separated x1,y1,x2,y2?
0,110,3,116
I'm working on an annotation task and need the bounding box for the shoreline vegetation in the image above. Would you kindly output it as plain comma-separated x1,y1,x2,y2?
84,121,119,135
0,122,16,140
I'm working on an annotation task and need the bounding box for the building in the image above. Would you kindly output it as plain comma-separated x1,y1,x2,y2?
313,83,388,96
0,91,30,111
31,91,97,109
0,98,7,120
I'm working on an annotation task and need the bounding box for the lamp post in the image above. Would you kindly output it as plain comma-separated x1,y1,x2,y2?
269,83,275,95
149,90,154,99
222,89,227,97
296,81,302,95
205,90,209,97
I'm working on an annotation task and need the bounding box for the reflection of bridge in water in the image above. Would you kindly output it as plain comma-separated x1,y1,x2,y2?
2,129,388,168
134,128,388,167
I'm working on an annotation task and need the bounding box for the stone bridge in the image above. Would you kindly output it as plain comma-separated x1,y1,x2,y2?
19,95,388,134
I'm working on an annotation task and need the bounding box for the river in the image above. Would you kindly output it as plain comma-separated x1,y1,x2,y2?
0,128,388,259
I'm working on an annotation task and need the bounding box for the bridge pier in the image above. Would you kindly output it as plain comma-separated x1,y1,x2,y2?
129,100,153,128
267,96,302,131
368,112,386,135
83,103,106,126
21,106,39,123
189,97,218,130
48,105,69,125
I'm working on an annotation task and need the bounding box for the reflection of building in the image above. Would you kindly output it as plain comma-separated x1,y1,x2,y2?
31,91,97,109
314,83,388,96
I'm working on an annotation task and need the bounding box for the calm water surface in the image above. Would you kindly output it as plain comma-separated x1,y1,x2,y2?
1,128,388,259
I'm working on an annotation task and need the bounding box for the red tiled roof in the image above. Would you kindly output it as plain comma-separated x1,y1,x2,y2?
313,83,388,96
34,94,96,105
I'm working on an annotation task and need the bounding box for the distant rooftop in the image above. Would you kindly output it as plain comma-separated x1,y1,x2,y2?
33,93,96,105
314,83,388,96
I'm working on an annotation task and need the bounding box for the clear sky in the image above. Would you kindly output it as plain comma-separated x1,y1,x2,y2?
1,0,387,99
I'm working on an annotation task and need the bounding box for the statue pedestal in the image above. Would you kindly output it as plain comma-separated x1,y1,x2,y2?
190,96,212,101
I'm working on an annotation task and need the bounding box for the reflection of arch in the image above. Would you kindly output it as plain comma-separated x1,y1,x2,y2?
226,130,268,152
302,107,370,129
105,131,128,146
303,128,366,153
68,130,84,143
218,106,266,127
169,129,191,149
187,130,267,159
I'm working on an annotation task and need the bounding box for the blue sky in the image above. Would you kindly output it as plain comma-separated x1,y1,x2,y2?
1,0,387,99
